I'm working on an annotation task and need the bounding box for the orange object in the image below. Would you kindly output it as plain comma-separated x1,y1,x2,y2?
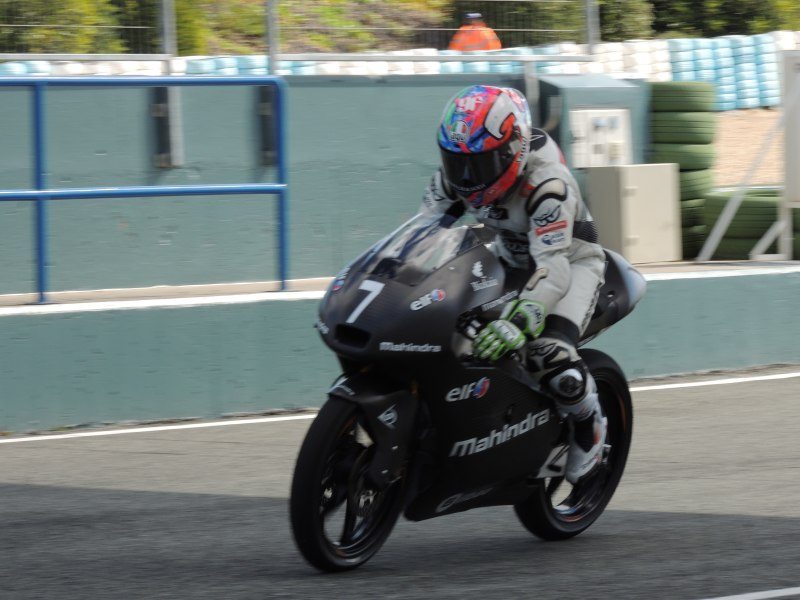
448,23,502,52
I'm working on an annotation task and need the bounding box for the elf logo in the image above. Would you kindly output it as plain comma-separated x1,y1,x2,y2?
446,377,491,402
410,289,446,311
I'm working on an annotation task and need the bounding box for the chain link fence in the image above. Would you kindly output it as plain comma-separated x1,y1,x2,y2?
278,0,591,53
0,0,594,57
0,0,157,54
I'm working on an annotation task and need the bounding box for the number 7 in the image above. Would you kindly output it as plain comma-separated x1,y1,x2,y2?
346,280,385,324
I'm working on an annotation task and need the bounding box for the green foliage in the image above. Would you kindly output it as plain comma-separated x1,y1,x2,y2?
2,0,800,57
176,0,208,54
0,0,124,53
112,0,206,54
775,1,800,30
599,0,654,41
649,0,799,37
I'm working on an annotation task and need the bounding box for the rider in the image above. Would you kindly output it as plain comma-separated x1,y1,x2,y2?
418,85,607,484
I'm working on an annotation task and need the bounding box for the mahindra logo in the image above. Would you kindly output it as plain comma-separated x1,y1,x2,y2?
446,377,490,402
450,409,551,457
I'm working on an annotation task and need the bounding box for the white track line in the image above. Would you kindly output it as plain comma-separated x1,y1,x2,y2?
697,586,800,600
630,370,800,392
2,266,800,317
3,370,800,445
0,413,316,444
643,265,800,281
0,290,326,316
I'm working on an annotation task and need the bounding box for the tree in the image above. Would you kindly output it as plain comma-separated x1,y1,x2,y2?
0,0,124,53
649,0,797,37
113,0,207,54
599,0,654,41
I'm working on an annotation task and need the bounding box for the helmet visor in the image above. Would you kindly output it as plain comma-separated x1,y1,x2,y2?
440,137,523,195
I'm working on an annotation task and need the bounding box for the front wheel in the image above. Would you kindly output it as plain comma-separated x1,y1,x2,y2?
514,349,633,540
290,397,405,572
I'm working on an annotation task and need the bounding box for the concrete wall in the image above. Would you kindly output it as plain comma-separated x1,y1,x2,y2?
0,74,525,294
2,270,799,433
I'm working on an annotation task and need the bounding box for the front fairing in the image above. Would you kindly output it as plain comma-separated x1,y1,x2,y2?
317,215,506,364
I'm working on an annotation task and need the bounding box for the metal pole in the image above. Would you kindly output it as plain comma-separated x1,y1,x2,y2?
160,0,184,166
266,1,279,75
781,51,800,259
275,80,288,289
585,0,600,55
160,0,178,57
32,82,48,304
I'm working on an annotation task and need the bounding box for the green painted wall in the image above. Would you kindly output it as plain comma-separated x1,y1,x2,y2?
0,300,338,432
587,274,800,378
2,272,799,432
0,74,526,294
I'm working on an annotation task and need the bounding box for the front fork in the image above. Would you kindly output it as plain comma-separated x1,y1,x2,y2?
329,371,419,490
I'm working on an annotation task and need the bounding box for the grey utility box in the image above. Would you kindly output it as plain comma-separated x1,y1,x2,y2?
586,163,681,264
535,74,650,196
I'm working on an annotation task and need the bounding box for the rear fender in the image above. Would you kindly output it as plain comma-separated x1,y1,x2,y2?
329,372,418,489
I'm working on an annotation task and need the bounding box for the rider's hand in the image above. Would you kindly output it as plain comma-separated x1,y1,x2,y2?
473,320,526,361
500,299,547,339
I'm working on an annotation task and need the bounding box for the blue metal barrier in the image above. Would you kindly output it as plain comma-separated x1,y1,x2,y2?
0,76,289,303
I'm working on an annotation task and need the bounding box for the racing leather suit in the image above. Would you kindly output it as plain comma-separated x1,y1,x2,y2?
418,129,607,480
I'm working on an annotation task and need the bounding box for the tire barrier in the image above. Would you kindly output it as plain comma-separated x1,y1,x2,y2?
649,81,718,258
679,170,715,200
651,143,716,170
1,30,797,101
650,82,717,112
688,189,797,259
651,112,717,145
680,198,706,228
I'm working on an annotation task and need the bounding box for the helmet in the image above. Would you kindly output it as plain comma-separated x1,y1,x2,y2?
437,85,532,208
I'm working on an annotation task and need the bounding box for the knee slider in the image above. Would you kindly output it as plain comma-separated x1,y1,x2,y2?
545,362,588,404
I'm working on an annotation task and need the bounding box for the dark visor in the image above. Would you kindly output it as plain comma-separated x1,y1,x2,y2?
440,136,522,194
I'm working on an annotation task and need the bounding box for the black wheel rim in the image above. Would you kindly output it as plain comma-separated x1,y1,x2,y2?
317,413,402,560
545,376,627,524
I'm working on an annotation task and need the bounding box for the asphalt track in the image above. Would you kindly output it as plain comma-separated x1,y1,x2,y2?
2,367,800,600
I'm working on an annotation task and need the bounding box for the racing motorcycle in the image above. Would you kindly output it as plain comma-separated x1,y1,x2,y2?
290,210,646,572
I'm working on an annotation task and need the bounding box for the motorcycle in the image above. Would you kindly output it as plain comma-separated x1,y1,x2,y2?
290,211,646,572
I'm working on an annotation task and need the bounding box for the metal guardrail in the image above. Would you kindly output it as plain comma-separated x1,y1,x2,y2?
0,75,289,303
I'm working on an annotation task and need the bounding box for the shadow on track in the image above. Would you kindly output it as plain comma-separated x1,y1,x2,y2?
2,483,797,600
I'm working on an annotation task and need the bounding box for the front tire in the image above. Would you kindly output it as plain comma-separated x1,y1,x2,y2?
514,349,633,540
290,397,405,572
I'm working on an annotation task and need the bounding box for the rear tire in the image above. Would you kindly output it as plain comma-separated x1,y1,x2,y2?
514,349,633,540
290,397,405,572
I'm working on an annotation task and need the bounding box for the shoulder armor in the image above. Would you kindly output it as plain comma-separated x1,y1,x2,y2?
525,178,567,215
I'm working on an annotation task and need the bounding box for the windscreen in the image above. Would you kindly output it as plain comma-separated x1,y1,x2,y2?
357,214,487,285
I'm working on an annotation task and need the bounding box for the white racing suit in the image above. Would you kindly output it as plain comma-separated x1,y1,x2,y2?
419,129,607,482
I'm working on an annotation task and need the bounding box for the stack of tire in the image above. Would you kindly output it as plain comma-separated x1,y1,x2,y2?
702,189,797,258
753,33,781,108
725,35,761,110
648,81,717,259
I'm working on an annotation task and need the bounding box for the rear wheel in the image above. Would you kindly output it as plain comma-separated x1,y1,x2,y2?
290,397,405,572
514,349,633,540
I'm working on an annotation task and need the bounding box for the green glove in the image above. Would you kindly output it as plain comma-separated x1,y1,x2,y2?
473,320,526,361
500,299,546,339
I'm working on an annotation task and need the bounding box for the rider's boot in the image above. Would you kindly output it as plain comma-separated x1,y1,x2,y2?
548,368,607,484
